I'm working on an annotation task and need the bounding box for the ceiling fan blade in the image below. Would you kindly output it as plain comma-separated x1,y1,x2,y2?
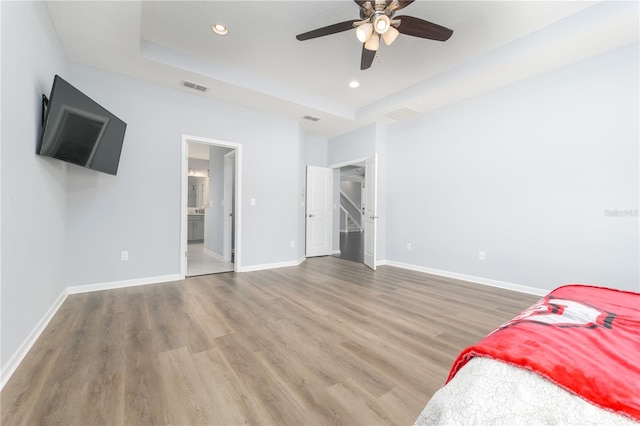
395,15,453,41
361,45,376,70
390,0,415,11
296,20,359,41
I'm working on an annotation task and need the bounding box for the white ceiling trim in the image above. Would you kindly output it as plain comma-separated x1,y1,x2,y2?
357,0,640,121
45,0,638,139
140,40,355,119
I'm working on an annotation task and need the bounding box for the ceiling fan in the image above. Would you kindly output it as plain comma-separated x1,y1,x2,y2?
296,0,453,70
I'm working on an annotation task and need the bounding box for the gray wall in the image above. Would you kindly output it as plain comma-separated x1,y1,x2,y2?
1,1,68,373
385,43,639,292
188,158,209,174
306,134,328,167
63,64,303,285
1,3,306,375
341,181,362,208
340,180,362,231
327,124,386,261
327,125,376,166
296,128,307,260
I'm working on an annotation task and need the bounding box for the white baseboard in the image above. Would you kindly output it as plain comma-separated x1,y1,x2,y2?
1,289,69,390
66,274,183,295
202,247,225,261
238,257,305,272
332,249,341,255
380,260,548,297
1,259,544,392
1,273,191,390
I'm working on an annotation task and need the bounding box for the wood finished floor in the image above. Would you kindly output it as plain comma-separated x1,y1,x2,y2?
1,257,539,425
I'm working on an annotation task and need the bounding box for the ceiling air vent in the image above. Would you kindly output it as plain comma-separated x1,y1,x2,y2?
303,115,320,122
384,106,421,121
181,80,208,92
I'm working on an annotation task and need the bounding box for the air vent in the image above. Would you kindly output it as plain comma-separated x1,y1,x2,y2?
181,80,208,92
303,115,320,122
384,106,421,121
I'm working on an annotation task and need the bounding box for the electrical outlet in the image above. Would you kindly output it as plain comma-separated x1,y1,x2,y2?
406,242,412,251
121,251,129,261
479,251,486,261
290,240,295,248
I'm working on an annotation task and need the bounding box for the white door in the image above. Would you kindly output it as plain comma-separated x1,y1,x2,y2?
363,155,378,270
306,166,333,257
223,151,235,262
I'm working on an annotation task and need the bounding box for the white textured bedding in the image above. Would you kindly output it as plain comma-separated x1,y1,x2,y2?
414,357,637,425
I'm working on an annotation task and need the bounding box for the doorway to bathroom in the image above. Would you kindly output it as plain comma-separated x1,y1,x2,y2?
181,135,241,277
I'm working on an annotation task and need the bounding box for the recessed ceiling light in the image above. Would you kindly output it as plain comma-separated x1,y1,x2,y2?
211,23,228,36
349,80,360,88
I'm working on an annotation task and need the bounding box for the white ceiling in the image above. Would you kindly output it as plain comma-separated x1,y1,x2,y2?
46,1,638,139
188,142,211,160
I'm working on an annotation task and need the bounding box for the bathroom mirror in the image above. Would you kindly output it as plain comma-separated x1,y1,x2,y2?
188,176,208,208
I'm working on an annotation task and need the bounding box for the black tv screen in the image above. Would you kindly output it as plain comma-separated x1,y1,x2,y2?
38,75,127,175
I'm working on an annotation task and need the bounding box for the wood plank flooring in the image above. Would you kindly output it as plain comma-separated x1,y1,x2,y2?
1,257,539,425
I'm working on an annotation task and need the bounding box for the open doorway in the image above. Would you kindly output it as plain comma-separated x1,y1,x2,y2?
181,135,242,277
337,163,365,264
326,155,377,270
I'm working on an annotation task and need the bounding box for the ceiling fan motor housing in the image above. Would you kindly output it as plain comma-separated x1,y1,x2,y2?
358,1,399,35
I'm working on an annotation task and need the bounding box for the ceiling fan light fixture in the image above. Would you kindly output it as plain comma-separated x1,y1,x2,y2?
382,26,399,46
355,23,373,43
373,14,390,34
364,33,380,51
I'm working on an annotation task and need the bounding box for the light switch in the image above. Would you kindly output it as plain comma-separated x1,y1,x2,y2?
250,198,256,206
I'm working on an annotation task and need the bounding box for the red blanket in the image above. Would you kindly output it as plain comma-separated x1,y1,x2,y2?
448,284,640,421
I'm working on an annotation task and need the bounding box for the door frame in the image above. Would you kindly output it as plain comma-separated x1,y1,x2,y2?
181,134,242,277
362,155,378,270
328,156,374,266
222,150,235,262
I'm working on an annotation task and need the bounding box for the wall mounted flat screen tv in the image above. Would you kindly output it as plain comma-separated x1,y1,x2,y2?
38,75,127,175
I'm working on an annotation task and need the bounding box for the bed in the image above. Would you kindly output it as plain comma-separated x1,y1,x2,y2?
415,284,640,425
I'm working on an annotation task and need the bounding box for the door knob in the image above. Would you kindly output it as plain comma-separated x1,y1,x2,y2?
308,214,314,218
